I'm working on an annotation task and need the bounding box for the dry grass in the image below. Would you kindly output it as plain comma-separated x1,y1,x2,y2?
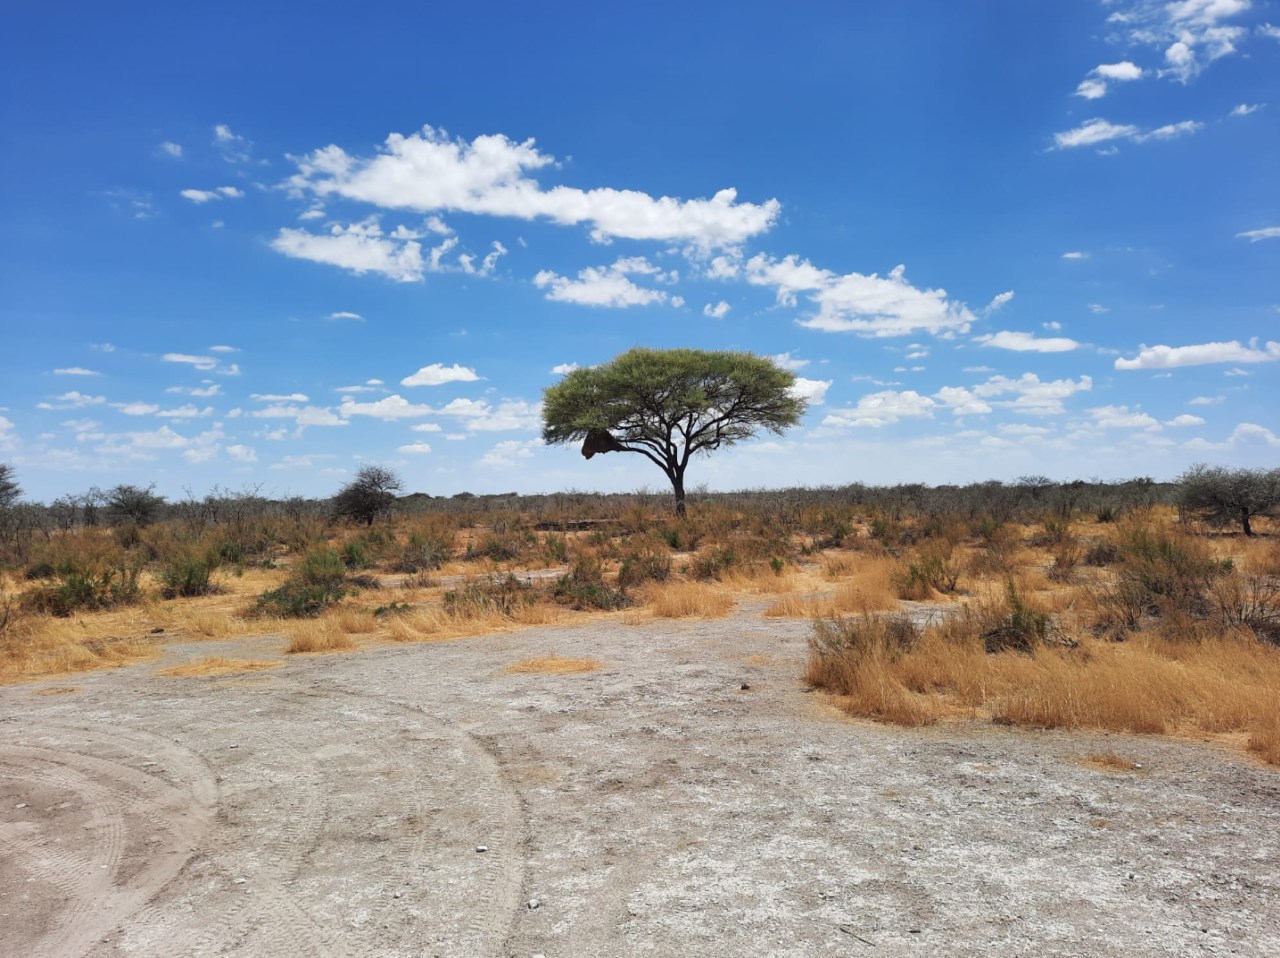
158,656,282,677
505,656,602,674
381,597,561,643
642,580,735,619
1084,752,1141,772
283,618,359,654
765,553,900,618
1,612,157,683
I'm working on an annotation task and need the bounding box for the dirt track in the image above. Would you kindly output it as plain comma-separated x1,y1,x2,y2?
3,603,1279,957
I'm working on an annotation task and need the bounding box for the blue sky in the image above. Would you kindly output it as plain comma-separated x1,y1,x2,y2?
2,0,1278,501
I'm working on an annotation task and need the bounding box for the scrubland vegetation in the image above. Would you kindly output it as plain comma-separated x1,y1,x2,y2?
1,470,1278,763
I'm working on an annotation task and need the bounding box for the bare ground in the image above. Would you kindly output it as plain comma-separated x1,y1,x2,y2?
2,600,1279,957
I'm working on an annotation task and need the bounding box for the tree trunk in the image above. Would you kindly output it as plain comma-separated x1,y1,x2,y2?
1242,508,1254,537
670,471,687,519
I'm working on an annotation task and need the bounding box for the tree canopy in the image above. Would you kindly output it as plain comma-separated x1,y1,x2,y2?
333,465,404,526
1178,464,1280,536
542,348,806,515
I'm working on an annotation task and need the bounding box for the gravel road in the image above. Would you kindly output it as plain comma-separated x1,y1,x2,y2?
3,603,1278,957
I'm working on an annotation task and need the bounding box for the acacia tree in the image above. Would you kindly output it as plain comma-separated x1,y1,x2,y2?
333,465,403,526
1178,463,1280,537
0,464,19,509
542,348,806,517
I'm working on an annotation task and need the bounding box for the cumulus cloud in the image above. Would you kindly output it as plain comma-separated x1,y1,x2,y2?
1230,103,1263,116
401,363,481,386
285,125,779,248
166,383,221,398
550,362,579,375
1115,340,1280,369
158,141,183,158
36,391,106,410
338,395,432,420
703,301,731,319
1103,0,1252,83
1134,120,1203,141
398,442,433,454
1236,226,1280,242
534,256,676,308
479,439,541,468
251,404,346,427
226,444,257,462
771,352,809,371
983,290,1014,315
53,367,101,376
789,378,832,405
273,218,429,282
745,254,975,337
1184,422,1280,450
822,390,937,428
432,398,541,432
1089,404,1162,430
1074,61,1144,99
933,386,993,416
975,330,1081,352
213,123,253,163
1054,118,1139,149
1167,414,1206,426
973,373,1093,415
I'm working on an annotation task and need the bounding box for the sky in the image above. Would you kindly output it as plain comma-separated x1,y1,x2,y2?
1,0,1278,502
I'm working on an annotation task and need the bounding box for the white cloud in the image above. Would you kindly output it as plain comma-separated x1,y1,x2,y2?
401,363,481,386
1074,61,1144,99
226,444,257,462
159,141,183,158
36,391,105,410
411,422,442,432
156,404,212,420
534,256,676,308
1089,404,1162,430
433,398,541,432
933,386,993,416
1061,251,1088,260
113,402,160,416
326,311,364,321
1230,103,1263,116
53,367,100,376
1184,422,1280,451
1236,226,1280,242
162,352,243,375
1104,0,1251,83
479,439,541,468
180,186,245,204
822,390,937,428
1167,414,1206,426
973,373,1093,416
550,362,580,375
285,124,779,248
1261,23,1280,40
166,382,221,398
746,254,975,337
1116,340,1280,369
250,404,347,427
770,351,809,371
975,330,1081,353
339,394,432,420
272,218,427,282
208,344,238,353
1054,118,1139,149
983,290,1014,314
1189,395,1224,405
1134,120,1203,141
703,301,731,319
398,442,433,454
213,123,253,163
252,392,309,402
789,378,831,405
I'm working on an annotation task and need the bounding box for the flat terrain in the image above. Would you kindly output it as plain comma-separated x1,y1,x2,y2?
3,601,1278,958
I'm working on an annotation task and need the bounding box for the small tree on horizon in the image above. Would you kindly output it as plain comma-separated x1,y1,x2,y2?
333,465,404,526
104,484,166,526
542,347,807,517
0,464,20,509
1177,463,1280,537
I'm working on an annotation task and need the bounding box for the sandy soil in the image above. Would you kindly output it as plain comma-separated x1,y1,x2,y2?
3,600,1279,957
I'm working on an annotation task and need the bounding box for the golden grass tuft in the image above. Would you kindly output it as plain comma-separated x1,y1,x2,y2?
505,656,602,674
1,614,156,683
1084,752,1141,772
643,580,735,618
158,656,282,677
283,618,358,654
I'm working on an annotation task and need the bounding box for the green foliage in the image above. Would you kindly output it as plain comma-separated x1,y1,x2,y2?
893,544,961,600
688,546,737,581
443,574,538,617
542,348,805,514
392,529,454,572
341,541,371,569
255,547,348,618
982,582,1052,653
158,546,222,599
22,543,144,616
104,484,166,527
1178,463,1280,536
0,463,20,509
373,601,413,618
552,555,630,610
616,546,673,589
